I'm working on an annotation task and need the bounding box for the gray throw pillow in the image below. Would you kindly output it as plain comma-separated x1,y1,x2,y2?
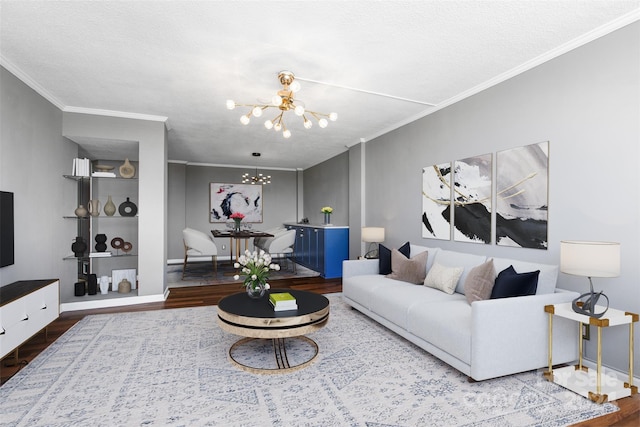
464,259,496,304
386,248,428,284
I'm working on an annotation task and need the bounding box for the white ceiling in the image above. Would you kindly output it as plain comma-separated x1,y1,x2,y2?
1,1,639,170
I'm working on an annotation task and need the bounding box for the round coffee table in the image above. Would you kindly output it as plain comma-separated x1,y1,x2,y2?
217,289,330,374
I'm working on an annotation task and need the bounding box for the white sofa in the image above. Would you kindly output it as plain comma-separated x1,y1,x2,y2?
342,244,579,381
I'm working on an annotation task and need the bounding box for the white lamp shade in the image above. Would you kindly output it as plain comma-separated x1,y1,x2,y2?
560,240,620,278
362,227,385,243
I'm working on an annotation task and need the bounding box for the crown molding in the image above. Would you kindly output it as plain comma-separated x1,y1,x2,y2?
0,55,66,110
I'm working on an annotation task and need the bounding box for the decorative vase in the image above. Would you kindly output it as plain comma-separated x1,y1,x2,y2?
104,195,116,216
74,281,86,297
88,274,98,295
246,281,266,299
324,213,331,225
88,199,101,216
74,205,88,218
99,276,110,295
71,236,87,257
95,233,107,252
118,278,132,293
119,158,136,178
233,218,242,232
118,197,138,216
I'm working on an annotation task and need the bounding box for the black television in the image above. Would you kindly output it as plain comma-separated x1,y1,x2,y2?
0,191,15,267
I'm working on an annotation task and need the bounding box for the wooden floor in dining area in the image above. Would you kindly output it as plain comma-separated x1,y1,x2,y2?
1,275,637,427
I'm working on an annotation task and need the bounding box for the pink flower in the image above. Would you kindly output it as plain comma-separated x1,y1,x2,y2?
230,212,245,220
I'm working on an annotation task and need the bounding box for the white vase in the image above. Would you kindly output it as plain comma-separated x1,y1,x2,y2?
99,276,110,294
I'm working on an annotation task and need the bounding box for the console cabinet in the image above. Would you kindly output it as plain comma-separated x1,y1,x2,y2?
284,224,348,278
0,279,60,360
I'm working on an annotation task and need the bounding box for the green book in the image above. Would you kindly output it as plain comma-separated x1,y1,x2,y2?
269,292,296,305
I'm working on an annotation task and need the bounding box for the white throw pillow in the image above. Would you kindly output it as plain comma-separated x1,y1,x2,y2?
424,261,464,294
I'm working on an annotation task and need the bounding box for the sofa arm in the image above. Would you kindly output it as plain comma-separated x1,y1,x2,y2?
342,259,379,278
470,289,579,381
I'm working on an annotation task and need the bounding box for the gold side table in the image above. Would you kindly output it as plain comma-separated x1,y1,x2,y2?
544,302,638,403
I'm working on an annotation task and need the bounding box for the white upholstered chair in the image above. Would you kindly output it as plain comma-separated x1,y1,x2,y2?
264,228,297,272
182,228,218,279
253,226,287,252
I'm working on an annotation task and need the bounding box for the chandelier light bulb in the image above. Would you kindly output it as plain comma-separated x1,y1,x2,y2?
329,112,338,121
274,123,282,131
294,105,305,116
318,118,328,128
290,81,301,93
252,106,263,117
240,115,250,125
264,120,273,130
283,129,292,138
226,100,236,110
272,95,282,106
303,117,313,129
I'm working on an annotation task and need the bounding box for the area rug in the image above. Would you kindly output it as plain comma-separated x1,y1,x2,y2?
0,295,618,427
167,260,319,288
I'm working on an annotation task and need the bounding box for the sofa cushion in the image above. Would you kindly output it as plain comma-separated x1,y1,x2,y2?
424,261,463,294
410,245,440,272
379,242,410,275
464,259,496,304
433,250,487,294
490,265,539,299
407,298,471,364
342,274,391,311
386,249,428,284
369,279,458,329
492,257,558,295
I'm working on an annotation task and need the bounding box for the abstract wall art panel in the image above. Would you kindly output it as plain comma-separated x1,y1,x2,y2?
496,141,549,249
210,183,263,223
422,162,452,240
453,154,492,244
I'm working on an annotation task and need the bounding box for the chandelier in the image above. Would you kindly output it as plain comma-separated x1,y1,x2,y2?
226,71,337,139
242,153,271,185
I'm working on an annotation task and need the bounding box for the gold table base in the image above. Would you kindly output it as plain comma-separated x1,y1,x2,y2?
228,336,319,374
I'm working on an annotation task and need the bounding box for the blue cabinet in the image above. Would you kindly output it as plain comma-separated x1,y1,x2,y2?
285,224,348,279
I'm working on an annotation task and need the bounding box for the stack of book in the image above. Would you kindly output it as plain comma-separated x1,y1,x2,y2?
89,252,112,258
92,171,116,178
269,292,298,312
72,158,91,177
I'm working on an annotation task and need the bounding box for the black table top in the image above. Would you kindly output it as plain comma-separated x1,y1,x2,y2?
211,230,273,238
0,279,58,307
218,289,329,319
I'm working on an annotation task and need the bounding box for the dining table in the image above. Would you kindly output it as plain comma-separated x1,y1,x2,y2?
210,229,274,263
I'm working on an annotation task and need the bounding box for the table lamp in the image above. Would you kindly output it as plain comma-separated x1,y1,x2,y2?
362,227,385,259
560,240,620,318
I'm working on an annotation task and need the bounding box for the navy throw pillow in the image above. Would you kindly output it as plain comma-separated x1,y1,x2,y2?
379,242,410,275
490,265,540,299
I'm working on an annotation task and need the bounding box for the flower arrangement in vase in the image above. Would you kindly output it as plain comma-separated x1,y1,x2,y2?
321,206,333,225
233,249,280,299
230,211,245,232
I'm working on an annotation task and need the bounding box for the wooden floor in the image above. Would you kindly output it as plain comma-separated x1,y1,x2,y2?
1,276,637,426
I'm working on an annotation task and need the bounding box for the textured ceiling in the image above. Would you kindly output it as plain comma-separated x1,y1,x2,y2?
1,1,639,169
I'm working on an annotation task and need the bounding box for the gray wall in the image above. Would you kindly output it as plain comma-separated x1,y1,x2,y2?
303,151,349,226
167,163,298,260
361,22,639,374
0,66,77,289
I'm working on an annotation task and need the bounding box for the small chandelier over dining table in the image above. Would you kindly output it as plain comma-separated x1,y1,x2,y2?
242,153,271,185
226,71,337,139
